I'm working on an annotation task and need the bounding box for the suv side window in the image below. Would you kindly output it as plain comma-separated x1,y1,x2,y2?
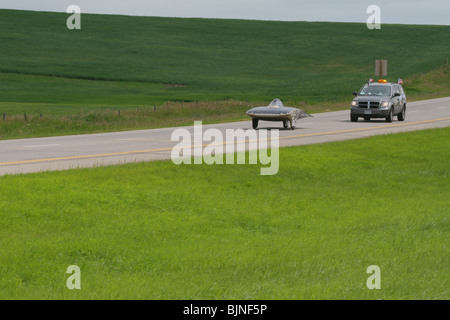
393,85,400,96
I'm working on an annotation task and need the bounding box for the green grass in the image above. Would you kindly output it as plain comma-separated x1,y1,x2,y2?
0,128,448,299
0,9,449,139
0,100,254,140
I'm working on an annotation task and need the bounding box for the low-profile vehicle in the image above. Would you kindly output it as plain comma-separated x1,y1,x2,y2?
350,80,407,122
247,98,312,130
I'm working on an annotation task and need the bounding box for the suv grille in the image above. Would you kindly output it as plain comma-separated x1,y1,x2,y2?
358,102,380,108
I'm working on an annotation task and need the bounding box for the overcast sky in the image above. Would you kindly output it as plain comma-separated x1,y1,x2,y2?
1,0,449,25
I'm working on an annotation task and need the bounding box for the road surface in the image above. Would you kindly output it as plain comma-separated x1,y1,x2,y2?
0,97,449,175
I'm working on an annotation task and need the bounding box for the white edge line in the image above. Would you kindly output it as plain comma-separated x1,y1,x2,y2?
24,144,61,148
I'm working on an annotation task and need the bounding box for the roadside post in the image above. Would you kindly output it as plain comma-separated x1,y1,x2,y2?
375,60,388,79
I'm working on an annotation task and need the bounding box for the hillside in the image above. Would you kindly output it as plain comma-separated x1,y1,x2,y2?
0,9,448,138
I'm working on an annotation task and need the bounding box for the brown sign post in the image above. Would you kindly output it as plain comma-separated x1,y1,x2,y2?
375,60,388,78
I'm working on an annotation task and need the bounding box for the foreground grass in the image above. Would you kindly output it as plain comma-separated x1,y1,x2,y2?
0,128,448,299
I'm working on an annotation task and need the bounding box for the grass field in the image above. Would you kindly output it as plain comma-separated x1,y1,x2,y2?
0,127,448,299
0,9,449,139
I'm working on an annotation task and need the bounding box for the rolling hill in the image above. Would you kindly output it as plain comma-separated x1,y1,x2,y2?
0,9,448,138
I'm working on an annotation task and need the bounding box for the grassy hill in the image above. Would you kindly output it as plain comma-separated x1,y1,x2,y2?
0,9,449,138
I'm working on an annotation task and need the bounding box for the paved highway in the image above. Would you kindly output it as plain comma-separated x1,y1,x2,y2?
0,97,449,175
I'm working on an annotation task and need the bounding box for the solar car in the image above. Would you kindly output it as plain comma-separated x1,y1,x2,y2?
247,99,312,130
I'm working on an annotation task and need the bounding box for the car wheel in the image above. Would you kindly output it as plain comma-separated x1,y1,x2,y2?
397,106,406,121
252,118,258,129
290,118,296,130
364,117,370,121
386,108,393,122
283,120,289,129
351,115,358,122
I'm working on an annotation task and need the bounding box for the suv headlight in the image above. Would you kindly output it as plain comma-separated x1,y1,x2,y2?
381,101,390,108
351,101,358,106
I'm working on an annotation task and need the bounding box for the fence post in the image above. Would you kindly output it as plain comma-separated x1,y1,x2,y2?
3,113,5,121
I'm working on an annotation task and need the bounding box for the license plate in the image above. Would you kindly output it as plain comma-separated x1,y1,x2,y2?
364,110,371,115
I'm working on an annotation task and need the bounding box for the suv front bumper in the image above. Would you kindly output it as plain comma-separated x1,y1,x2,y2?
351,106,390,118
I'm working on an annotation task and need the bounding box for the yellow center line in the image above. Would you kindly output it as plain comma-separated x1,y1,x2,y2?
283,117,450,139
0,117,449,166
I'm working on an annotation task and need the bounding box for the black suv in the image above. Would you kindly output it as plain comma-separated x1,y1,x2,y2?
350,81,406,122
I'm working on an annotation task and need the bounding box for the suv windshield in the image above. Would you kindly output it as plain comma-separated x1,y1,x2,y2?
359,85,391,96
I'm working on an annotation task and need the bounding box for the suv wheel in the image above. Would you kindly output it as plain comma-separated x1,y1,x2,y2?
397,106,406,121
351,114,358,122
386,108,394,123
283,120,289,129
